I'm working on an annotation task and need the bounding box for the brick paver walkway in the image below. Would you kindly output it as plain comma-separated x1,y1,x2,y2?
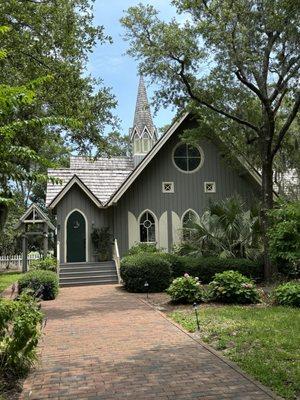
20,285,277,400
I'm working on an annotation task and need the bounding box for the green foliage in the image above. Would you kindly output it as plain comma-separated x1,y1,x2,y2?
180,197,262,260
166,274,204,303
208,270,260,304
170,306,300,399
272,282,300,307
30,257,57,273
0,292,43,377
268,201,300,277
120,253,171,292
126,243,160,256
91,227,113,261
18,270,59,300
171,256,263,283
122,0,300,279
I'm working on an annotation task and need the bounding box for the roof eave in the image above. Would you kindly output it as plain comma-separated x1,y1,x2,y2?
47,175,103,210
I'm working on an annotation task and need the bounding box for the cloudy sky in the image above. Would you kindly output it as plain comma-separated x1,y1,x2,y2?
87,1,177,135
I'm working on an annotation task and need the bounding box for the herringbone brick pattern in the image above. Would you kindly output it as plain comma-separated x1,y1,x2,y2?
20,285,276,399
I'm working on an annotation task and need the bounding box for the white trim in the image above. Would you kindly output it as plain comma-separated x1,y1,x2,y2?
181,209,200,227
204,181,216,193
171,211,181,246
158,211,168,251
138,209,159,244
128,211,139,249
172,142,204,174
48,175,102,209
108,113,190,205
64,208,88,263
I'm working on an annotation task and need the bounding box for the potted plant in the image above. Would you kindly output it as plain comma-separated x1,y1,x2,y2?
91,227,113,261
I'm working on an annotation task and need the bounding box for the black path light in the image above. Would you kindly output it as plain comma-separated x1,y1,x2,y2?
144,281,149,299
193,302,200,331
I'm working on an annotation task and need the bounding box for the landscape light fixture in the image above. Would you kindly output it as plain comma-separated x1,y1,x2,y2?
193,302,200,331
144,281,149,299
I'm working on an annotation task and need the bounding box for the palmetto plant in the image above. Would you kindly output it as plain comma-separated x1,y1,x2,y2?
183,197,262,260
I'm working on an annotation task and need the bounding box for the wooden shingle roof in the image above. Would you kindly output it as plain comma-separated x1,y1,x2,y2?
46,156,134,207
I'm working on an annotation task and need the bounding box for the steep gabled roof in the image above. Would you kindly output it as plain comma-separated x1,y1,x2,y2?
46,112,265,210
46,157,133,208
108,113,265,205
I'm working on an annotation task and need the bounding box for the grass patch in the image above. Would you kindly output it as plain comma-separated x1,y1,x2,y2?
170,306,300,399
0,272,22,293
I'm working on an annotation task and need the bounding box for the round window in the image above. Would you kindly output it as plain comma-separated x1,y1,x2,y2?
173,143,203,173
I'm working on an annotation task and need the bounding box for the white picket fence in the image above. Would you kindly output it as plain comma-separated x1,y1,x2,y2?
0,253,41,271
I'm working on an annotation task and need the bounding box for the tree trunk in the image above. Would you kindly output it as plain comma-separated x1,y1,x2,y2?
261,159,275,280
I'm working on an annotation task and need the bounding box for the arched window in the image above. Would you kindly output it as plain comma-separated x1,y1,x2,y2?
182,209,198,240
134,134,142,154
142,131,152,153
139,211,156,243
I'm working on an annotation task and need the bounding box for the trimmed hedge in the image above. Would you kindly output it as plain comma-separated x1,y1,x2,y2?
120,253,172,292
169,255,263,283
18,270,59,300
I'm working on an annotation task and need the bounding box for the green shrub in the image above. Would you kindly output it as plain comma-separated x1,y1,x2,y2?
126,243,160,256
0,293,43,377
272,281,300,307
166,274,204,303
120,253,171,292
268,201,300,277
30,256,57,272
209,270,260,304
18,270,59,300
171,256,262,283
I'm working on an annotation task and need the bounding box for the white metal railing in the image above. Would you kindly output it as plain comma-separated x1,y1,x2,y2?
0,253,41,271
112,239,122,284
56,241,60,276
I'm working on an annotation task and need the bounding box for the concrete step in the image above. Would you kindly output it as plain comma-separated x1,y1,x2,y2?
60,279,118,287
59,261,118,287
60,266,116,273
60,261,115,268
60,269,118,278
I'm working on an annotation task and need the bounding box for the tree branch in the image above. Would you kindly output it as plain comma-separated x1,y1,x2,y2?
272,92,300,158
173,57,259,133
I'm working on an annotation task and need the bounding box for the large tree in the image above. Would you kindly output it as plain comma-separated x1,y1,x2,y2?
0,1,118,226
121,0,300,278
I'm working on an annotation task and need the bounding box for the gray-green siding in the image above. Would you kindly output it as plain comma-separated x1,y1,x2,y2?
55,118,261,261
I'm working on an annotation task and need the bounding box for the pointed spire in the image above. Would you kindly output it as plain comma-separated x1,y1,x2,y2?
132,75,156,138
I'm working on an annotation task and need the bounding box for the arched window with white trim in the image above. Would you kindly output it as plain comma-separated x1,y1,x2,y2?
139,210,156,243
182,209,199,240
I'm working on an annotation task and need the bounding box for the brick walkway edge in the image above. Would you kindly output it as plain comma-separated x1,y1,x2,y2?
20,285,280,400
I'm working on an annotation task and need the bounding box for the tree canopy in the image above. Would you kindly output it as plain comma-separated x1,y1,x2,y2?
121,0,300,277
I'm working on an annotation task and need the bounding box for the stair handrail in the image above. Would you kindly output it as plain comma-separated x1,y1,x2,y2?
56,240,60,277
112,238,122,284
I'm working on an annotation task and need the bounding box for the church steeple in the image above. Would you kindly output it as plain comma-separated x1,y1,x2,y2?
130,76,157,167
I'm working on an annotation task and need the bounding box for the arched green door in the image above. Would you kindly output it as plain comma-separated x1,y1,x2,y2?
66,210,86,263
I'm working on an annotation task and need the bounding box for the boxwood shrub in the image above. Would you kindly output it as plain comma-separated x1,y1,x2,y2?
18,270,59,300
171,256,263,283
120,253,172,292
272,281,300,307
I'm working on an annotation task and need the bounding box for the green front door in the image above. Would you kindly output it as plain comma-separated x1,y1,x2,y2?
67,210,86,263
